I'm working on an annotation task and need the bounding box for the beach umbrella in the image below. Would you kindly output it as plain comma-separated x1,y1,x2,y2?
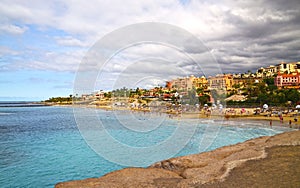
204,104,208,107
263,104,268,109
296,105,300,108
212,104,217,109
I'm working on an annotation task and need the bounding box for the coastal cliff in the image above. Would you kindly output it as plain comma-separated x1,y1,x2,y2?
56,131,300,188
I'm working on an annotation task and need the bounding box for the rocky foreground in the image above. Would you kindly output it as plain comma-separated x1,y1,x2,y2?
56,131,300,188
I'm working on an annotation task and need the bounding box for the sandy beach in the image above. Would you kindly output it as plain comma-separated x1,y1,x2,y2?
180,111,300,127
51,102,300,129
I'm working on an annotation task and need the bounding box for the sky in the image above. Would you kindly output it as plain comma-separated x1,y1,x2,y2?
0,0,300,101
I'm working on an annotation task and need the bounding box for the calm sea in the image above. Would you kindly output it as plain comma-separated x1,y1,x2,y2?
0,102,290,187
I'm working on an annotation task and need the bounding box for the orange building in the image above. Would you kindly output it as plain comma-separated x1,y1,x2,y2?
165,81,172,90
192,76,208,90
208,74,233,91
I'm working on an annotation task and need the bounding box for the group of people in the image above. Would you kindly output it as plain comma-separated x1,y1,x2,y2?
269,115,299,129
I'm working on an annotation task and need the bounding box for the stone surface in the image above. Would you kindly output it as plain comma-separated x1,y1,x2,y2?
56,168,182,188
199,145,300,188
56,130,300,188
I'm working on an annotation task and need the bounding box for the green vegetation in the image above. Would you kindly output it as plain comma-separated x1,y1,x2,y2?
227,78,300,107
44,96,73,103
104,92,112,98
198,94,210,105
112,87,131,97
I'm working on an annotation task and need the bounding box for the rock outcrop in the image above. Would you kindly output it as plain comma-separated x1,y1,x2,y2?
56,130,300,188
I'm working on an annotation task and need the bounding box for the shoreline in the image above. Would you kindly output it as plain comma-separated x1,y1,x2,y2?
47,103,300,129
49,103,299,187
55,130,300,187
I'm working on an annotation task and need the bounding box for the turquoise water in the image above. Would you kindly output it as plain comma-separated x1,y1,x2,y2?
0,105,290,187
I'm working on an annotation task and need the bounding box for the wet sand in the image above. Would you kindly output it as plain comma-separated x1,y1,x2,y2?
179,111,300,127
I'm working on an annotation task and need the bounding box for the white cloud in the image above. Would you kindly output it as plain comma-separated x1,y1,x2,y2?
0,24,27,35
0,0,299,80
0,46,19,56
55,36,89,47
1,49,85,72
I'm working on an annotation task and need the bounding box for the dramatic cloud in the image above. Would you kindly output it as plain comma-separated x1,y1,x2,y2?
1,0,300,93
201,0,300,72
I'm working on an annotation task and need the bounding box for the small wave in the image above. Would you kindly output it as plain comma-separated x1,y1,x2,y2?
0,112,13,115
200,120,215,124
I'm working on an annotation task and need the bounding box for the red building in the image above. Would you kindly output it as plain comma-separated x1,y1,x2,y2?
275,73,300,89
166,81,172,90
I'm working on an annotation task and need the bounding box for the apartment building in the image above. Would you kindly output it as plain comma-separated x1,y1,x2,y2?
258,62,300,76
208,74,233,91
275,72,300,89
170,76,193,91
191,75,208,90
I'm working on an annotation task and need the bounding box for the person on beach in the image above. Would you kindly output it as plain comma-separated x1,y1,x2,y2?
289,120,292,128
279,115,283,124
269,120,272,128
225,115,229,120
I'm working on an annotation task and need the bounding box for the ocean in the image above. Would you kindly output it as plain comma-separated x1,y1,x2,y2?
0,103,291,187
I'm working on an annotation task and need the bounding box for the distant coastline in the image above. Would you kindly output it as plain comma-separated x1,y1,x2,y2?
0,101,51,107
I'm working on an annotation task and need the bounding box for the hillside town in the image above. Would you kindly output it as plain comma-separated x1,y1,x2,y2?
46,61,300,112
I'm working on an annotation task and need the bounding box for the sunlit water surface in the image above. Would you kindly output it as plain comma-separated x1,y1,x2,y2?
0,105,291,187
